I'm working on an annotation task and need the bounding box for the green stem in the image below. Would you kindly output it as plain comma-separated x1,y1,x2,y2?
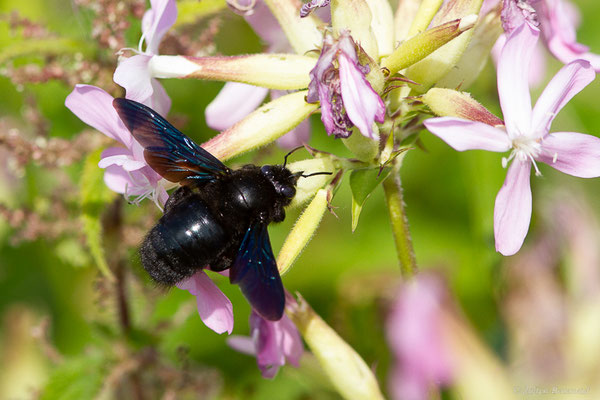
383,173,417,278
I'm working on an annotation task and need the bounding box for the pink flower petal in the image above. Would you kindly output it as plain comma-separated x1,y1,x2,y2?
157,186,169,207
149,78,172,117
538,132,600,178
386,275,452,400
177,271,234,335
278,315,303,367
494,160,532,256
531,59,594,136
338,53,385,139
103,164,133,194
277,118,311,149
539,0,600,71
113,55,153,104
497,23,539,139
424,118,511,152
142,0,177,54
65,85,133,147
244,0,288,51
99,148,147,171
227,336,256,356
491,34,547,89
205,82,269,131
317,83,336,135
250,311,285,379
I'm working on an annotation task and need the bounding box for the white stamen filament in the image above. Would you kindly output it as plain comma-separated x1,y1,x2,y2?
124,172,164,211
502,136,544,176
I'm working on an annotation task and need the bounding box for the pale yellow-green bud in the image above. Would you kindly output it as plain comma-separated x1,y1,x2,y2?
406,0,484,90
364,0,395,58
149,54,315,90
202,91,318,160
287,295,385,400
437,6,503,89
422,88,503,126
381,15,477,76
330,0,379,60
405,0,444,38
342,126,380,162
394,0,422,41
287,157,336,208
278,188,330,275
262,0,324,55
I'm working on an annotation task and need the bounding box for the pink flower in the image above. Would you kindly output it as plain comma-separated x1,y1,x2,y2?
227,310,303,378
387,275,453,400
307,32,385,139
498,0,600,71
176,271,234,335
424,23,600,256
205,1,309,148
501,0,539,34
65,84,168,208
113,0,177,116
535,0,600,71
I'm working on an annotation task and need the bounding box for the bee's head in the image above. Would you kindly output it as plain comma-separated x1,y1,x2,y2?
260,165,299,201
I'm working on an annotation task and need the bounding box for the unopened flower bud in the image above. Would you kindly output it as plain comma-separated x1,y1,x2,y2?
278,188,330,275
202,91,318,160
422,87,503,126
149,54,316,90
364,0,395,57
381,15,477,76
406,0,484,89
287,295,385,400
287,157,336,207
402,0,444,39
262,0,323,54
437,6,503,89
330,0,379,59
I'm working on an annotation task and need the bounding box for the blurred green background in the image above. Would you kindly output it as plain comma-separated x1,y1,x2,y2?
2,0,600,398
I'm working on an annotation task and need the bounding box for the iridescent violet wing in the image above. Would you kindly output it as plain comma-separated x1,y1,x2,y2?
230,223,285,321
113,98,229,183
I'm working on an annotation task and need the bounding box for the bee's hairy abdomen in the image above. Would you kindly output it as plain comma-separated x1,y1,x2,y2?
140,191,230,285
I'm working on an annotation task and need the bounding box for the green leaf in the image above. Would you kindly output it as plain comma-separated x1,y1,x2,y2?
349,167,391,232
40,353,107,400
80,149,116,281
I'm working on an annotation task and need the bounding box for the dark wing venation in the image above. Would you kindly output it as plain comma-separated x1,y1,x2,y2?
230,223,285,321
113,98,229,183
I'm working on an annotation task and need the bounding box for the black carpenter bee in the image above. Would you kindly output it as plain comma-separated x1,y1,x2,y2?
113,98,322,321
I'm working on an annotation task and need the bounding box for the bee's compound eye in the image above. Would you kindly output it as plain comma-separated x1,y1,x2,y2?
281,185,296,199
261,165,274,176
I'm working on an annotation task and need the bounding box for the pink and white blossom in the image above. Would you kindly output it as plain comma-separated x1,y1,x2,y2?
176,271,234,335
227,310,303,378
387,274,453,400
424,23,600,256
65,84,168,208
113,0,177,116
307,32,385,139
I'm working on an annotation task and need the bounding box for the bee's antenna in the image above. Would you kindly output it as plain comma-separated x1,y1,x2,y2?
283,146,305,168
301,171,333,178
